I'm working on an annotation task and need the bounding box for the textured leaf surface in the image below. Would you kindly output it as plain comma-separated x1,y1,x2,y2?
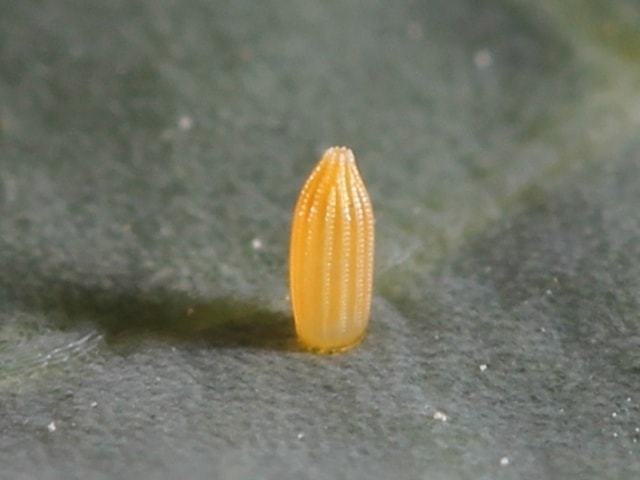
1,1,639,479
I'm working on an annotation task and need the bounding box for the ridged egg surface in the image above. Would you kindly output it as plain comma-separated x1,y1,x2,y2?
289,147,374,352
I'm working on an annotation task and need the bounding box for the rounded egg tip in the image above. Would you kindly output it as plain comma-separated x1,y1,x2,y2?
323,145,355,164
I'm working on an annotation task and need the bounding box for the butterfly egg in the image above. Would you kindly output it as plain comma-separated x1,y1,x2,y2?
289,146,374,353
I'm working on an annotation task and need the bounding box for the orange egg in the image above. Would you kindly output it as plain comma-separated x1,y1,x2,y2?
289,147,374,352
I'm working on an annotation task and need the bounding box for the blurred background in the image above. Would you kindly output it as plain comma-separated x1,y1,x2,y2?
1,1,639,479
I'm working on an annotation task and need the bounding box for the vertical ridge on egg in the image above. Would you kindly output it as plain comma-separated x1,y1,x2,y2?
289,146,375,352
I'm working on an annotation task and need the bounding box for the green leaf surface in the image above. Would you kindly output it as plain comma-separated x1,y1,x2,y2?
1,1,639,478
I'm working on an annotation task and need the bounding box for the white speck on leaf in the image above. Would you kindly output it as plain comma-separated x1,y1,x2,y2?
479,364,488,372
500,457,510,466
251,238,263,250
297,432,305,440
178,115,193,131
474,49,493,68
433,411,448,422
47,421,56,433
